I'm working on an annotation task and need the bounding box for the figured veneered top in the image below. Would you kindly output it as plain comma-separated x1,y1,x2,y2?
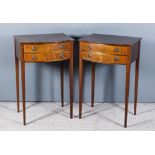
14,33,74,43
79,34,141,46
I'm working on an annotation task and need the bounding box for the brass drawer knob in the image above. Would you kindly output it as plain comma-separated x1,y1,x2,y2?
32,46,37,51
114,56,119,62
88,53,92,58
114,48,120,52
60,53,64,59
88,46,92,51
59,45,65,49
32,55,37,60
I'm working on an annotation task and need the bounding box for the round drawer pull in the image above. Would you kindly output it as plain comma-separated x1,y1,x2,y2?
32,46,37,51
32,55,37,60
114,56,120,62
88,53,92,58
88,46,92,50
59,45,65,49
60,53,64,59
114,48,120,52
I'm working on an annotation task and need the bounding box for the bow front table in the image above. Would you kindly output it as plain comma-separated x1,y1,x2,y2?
79,34,141,127
14,33,74,125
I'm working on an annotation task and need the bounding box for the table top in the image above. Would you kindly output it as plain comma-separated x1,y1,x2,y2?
14,33,74,43
79,34,142,46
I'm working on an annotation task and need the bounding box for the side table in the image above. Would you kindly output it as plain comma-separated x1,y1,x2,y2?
79,34,141,127
14,33,74,125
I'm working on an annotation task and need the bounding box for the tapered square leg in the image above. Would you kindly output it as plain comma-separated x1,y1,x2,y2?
134,59,139,115
69,42,74,119
60,62,64,107
21,61,26,125
79,51,83,119
91,63,95,107
134,42,140,115
15,56,20,113
124,62,131,128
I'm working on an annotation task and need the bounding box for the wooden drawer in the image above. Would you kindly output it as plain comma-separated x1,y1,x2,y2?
24,51,70,62
82,51,128,64
81,42,128,56
24,42,70,53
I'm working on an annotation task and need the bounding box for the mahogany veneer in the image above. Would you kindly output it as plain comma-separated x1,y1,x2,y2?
79,34,142,128
14,33,74,125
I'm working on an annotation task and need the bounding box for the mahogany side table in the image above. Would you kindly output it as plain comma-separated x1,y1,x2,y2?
79,34,141,127
14,33,74,125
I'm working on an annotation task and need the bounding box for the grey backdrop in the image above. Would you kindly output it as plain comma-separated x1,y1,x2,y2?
0,23,154,103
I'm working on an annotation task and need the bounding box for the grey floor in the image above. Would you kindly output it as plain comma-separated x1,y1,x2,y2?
0,102,155,131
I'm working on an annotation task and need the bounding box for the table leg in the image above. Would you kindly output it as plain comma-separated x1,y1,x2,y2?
60,62,64,107
134,59,140,115
134,42,140,115
69,48,73,119
15,56,20,112
79,53,83,119
124,62,131,128
21,61,26,125
91,63,95,107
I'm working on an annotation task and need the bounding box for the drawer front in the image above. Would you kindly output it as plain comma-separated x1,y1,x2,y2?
81,42,128,56
24,51,70,62
24,42,70,53
82,51,128,64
